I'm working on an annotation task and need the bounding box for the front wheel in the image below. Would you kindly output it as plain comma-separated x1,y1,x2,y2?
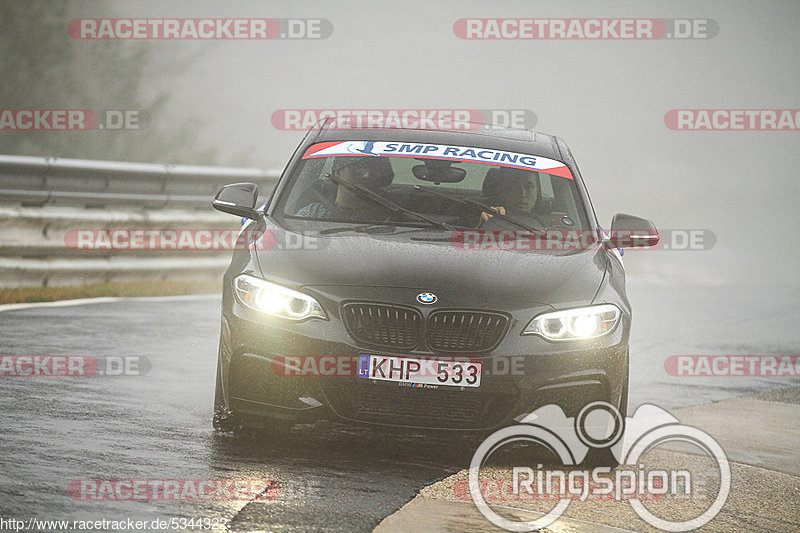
582,370,629,467
213,363,241,432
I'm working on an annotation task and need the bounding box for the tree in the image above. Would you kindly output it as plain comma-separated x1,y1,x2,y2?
0,1,218,164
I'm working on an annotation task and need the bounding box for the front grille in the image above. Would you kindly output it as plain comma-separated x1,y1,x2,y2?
353,386,486,428
322,380,517,429
427,311,508,353
342,303,421,349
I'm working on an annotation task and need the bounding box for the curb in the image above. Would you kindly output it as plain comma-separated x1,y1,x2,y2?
374,387,800,532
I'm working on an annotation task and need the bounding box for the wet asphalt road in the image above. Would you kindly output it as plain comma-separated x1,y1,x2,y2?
0,280,798,531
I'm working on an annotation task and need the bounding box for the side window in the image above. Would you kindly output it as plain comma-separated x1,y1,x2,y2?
280,158,331,215
548,175,588,228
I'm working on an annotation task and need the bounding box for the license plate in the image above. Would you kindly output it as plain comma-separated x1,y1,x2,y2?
357,354,482,388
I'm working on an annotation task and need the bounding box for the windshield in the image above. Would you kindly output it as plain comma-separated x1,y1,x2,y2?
274,140,591,234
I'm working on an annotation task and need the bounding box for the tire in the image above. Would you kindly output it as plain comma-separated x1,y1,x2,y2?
213,362,241,432
212,359,294,434
617,371,629,419
582,366,629,467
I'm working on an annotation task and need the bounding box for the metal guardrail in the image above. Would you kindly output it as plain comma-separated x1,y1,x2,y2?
0,154,281,208
0,155,281,288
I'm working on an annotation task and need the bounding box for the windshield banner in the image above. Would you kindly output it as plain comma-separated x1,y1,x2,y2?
302,141,573,179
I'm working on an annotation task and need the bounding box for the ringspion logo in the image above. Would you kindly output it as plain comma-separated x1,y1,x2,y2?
453,478,666,503
67,18,332,39
271,109,537,130
470,402,730,531
454,18,718,39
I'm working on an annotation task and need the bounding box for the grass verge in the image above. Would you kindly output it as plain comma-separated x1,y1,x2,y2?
0,279,222,305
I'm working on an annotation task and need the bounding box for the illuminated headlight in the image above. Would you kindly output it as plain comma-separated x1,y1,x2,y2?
234,274,326,321
523,304,620,341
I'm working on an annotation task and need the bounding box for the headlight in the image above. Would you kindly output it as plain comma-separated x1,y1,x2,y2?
234,274,326,321
522,304,620,341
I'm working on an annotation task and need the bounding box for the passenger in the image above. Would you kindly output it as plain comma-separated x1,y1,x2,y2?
295,157,389,220
479,167,546,229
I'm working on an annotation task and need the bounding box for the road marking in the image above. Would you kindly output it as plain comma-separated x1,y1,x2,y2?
0,293,219,313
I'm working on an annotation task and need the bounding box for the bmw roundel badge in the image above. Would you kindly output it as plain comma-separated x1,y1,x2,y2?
417,292,437,305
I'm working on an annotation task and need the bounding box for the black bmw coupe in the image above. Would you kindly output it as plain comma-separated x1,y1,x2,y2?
211,120,659,432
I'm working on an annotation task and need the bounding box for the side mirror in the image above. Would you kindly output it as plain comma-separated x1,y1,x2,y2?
608,213,661,249
212,182,260,220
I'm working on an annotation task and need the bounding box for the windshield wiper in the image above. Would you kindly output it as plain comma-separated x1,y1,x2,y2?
412,185,544,234
328,176,456,231
318,224,399,235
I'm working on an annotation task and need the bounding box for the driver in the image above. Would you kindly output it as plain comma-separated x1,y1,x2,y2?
295,157,389,220
479,167,546,229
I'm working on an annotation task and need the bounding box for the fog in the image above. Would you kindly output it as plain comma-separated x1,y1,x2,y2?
16,0,800,284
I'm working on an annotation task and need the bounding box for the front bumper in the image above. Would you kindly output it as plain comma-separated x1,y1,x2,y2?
218,297,630,431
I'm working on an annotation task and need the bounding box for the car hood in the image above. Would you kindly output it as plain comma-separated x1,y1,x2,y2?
253,223,608,309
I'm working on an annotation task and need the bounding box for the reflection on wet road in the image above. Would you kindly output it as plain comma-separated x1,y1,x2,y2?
1,282,798,530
